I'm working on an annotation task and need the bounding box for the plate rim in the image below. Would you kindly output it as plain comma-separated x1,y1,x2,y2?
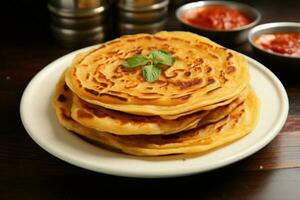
20,46,289,178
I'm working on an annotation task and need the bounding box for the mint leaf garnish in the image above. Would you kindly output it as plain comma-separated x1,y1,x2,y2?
123,55,149,68
150,50,175,66
142,65,161,82
122,49,175,82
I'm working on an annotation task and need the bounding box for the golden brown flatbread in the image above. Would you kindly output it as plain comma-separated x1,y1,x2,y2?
52,31,259,157
54,74,244,136
65,31,249,117
52,73,259,156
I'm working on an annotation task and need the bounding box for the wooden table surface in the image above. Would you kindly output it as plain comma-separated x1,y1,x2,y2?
1,0,300,199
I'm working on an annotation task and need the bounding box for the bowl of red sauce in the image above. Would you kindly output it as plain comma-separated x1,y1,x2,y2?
176,1,261,46
249,22,300,62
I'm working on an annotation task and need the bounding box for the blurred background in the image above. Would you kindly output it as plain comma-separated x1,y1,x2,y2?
1,0,299,48
1,0,299,82
1,0,183,48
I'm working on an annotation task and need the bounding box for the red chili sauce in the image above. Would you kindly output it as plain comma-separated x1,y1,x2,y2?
254,33,300,57
182,5,252,30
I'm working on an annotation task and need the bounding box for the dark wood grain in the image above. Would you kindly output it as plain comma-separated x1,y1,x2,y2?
1,169,300,199
236,116,300,171
1,0,300,199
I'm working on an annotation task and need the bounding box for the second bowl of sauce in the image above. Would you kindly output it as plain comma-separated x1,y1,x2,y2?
248,22,300,73
254,32,300,58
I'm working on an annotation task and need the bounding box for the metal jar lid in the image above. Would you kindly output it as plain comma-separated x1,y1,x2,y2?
49,0,107,9
118,0,169,12
48,0,108,18
118,6,168,24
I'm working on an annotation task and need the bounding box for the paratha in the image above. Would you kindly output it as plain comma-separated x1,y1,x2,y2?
54,74,244,136
53,73,259,156
71,85,246,136
53,31,260,157
65,31,249,117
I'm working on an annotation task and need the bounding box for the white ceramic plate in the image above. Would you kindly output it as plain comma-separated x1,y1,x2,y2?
20,46,289,178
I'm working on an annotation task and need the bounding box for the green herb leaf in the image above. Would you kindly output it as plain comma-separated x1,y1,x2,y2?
142,64,161,82
123,55,149,68
122,49,175,82
150,50,175,66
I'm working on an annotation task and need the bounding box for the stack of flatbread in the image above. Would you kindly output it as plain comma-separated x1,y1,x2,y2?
52,31,259,156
